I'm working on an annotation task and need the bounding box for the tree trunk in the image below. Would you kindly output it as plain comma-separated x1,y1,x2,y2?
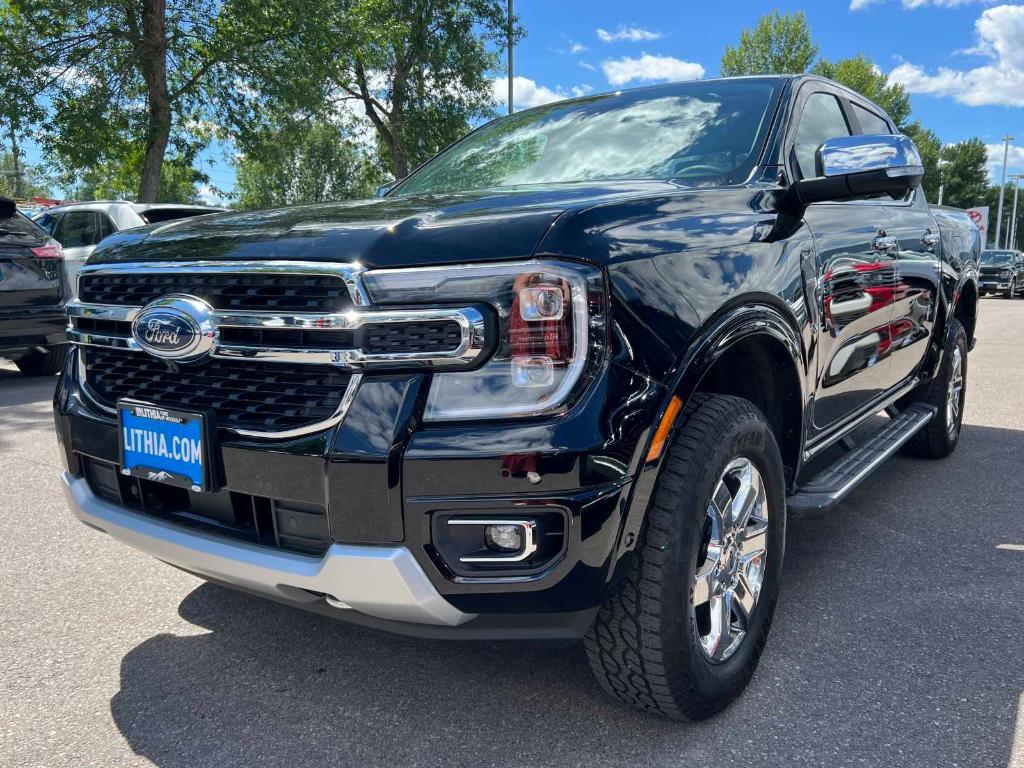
137,0,170,202
8,124,24,198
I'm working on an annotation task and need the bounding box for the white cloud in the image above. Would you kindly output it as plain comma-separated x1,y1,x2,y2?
570,42,588,54
852,0,992,9
571,85,595,98
887,4,1024,106
596,26,663,43
492,76,571,108
579,61,597,71
601,54,705,86
985,143,1024,179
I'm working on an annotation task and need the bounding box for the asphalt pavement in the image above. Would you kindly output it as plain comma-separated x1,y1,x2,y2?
1,298,1023,768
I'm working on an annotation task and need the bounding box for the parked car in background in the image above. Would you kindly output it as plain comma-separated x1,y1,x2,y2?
56,76,980,720
0,197,67,375
34,201,228,297
978,249,1024,298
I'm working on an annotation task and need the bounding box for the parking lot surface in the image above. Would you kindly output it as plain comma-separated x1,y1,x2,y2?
1,298,1023,768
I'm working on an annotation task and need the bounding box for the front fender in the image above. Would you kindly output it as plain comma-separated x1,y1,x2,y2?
610,300,809,582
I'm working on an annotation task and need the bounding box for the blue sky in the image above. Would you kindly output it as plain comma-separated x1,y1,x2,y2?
24,0,1024,200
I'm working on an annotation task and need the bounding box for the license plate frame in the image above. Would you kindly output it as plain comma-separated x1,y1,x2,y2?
118,399,212,492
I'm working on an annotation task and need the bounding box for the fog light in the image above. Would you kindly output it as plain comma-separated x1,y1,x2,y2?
485,524,522,552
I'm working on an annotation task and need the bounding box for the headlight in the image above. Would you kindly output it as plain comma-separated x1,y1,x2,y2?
1001,269,1012,278
363,260,606,420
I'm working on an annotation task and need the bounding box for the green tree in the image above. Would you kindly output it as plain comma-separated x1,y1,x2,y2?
234,122,383,209
720,11,818,76
3,0,322,202
903,121,941,203
0,153,52,198
324,0,523,179
983,183,1024,249
67,150,208,203
939,138,989,211
812,55,911,128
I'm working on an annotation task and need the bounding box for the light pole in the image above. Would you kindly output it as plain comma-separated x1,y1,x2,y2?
1009,174,1023,251
937,159,949,206
995,134,1014,247
507,0,514,115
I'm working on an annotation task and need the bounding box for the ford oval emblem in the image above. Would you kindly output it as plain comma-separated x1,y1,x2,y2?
131,295,216,362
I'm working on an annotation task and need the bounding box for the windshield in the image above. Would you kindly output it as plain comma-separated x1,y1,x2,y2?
393,79,781,196
981,251,1015,264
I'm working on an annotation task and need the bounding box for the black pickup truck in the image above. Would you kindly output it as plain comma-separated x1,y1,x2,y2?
55,75,979,720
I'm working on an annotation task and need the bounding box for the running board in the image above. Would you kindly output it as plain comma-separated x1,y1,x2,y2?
787,403,937,513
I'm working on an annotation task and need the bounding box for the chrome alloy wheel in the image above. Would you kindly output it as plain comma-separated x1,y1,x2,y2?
946,345,964,437
692,457,769,663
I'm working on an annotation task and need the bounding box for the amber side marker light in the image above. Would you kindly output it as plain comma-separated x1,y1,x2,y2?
646,395,684,463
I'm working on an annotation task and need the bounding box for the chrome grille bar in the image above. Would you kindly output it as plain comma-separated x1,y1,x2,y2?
66,302,489,369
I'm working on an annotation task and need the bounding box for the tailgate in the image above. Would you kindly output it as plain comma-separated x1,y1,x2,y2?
0,208,65,309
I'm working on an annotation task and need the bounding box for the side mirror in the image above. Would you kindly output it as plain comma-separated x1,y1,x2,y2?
792,134,924,208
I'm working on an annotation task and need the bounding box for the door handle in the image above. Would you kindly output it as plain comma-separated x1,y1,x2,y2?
873,235,898,253
922,231,940,250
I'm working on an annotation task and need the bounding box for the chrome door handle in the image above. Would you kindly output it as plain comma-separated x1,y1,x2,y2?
922,231,940,250
873,235,898,253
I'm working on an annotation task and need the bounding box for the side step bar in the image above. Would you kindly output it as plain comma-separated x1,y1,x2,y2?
787,403,937,513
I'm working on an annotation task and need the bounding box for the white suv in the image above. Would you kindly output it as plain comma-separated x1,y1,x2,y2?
34,201,227,297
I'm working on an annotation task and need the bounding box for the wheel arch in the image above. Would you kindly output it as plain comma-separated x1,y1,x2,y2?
613,297,809,565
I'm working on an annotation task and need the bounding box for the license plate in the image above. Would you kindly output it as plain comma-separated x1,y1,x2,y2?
119,401,208,491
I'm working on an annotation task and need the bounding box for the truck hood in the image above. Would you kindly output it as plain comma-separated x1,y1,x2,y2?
88,181,694,269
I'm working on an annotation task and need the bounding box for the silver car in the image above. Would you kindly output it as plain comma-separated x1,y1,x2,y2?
33,201,228,298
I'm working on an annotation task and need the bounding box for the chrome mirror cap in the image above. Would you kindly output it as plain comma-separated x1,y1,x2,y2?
817,133,923,180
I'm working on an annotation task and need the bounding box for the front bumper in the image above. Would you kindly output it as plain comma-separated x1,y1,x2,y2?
55,346,662,637
63,471,473,626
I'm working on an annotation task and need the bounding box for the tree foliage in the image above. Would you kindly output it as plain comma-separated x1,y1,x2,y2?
234,122,383,209
812,55,911,128
985,182,1024,249
720,11,818,76
319,0,521,180
0,153,52,198
2,0,324,202
902,121,942,203
939,138,989,211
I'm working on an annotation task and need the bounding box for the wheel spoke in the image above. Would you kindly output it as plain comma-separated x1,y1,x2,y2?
739,522,767,561
692,558,717,606
729,461,761,528
729,583,755,628
703,590,733,660
709,482,732,532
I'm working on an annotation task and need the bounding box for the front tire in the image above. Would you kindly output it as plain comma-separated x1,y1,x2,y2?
14,347,65,376
1005,280,1015,299
899,318,967,458
584,394,786,720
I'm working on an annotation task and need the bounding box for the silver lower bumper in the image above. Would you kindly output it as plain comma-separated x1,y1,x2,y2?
61,472,474,627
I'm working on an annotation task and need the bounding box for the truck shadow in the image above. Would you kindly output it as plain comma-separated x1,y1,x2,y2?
109,421,1024,768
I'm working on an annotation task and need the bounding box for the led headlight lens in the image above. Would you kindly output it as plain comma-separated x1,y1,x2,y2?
362,260,605,420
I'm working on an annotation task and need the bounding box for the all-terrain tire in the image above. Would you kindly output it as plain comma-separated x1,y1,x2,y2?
584,393,786,720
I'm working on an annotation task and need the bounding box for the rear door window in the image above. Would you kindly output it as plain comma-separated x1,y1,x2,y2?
851,104,891,135
96,213,117,240
54,211,102,248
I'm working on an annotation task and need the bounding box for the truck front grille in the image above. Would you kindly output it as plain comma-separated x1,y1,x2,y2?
83,347,352,433
79,272,354,312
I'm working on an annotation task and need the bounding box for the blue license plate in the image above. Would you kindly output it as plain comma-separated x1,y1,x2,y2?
118,401,208,491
